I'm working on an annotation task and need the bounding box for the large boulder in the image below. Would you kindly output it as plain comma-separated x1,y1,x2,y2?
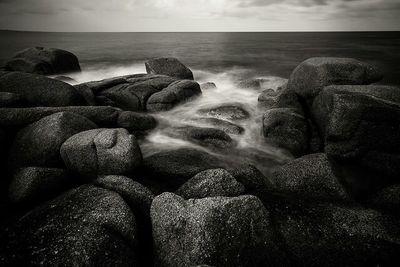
0,71,86,106
3,47,81,75
272,153,350,201
0,185,138,266
0,106,120,128
287,57,383,102
145,57,194,80
8,167,72,205
263,108,309,156
60,128,142,178
198,103,250,121
8,112,97,169
258,85,304,112
176,169,245,199
312,85,400,177
117,111,157,133
146,80,201,111
151,193,284,266
228,164,274,194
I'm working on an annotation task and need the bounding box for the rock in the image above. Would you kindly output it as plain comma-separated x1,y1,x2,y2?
117,111,157,133
3,47,81,75
198,103,250,121
228,164,274,194
176,169,245,199
0,71,85,106
146,80,201,111
200,82,217,90
367,184,400,212
272,201,400,266
9,112,97,169
312,85,400,177
287,57,383,101
73,83,96,105
138,148,225,192
191,117,245,135
237,78,271,91
145,57,194,80
53,75,77,83
151,193,283,267
258,86,303,111
257,89,279,109
0,106,120,128
0,92,31,108
263,108,309,157
273,153,350,201
8,167,72,205
165,126,236,149
60,128,142,178
0,185,138,266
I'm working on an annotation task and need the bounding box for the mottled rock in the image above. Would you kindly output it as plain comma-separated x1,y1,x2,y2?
191,117,245,135
198,103,250,121
9,112,97,169
117,111,157,132
228,164,274,194
145,57,194,80
73,83,96,105
61,128,142,178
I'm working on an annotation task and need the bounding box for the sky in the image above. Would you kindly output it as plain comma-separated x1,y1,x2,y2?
0,0,399,32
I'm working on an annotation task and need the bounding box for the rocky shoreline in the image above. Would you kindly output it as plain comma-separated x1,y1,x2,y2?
1,47,400,266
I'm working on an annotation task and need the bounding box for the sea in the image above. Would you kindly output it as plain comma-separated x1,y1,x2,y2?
1,31,399,174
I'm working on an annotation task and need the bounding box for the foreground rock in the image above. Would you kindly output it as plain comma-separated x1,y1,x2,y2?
9,112,97,169
263,108,309,156
312,85,400,177
117,111,157,134
273,153,350,201
8,167,72,205
145,57,194,80
61,128,142,179
0,106,120,128
0,185,138,266
176,169,245,199
287,57,383,102
151,193,283,266
0,71,86,106
3,47,81,75
0,92,32,108
198,103,250,121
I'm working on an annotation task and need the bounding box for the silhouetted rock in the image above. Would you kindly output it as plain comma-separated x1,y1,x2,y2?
61,128,142,179
0,71,86,106
9,112,97,169
3,47,81,75
273,153,350,201
191,117,245,135
198,103,250,121
287,57,383,102
146,80,201,111
8,167,71,205
176,169,245,199
151,193,283,267
263,108,309,156
145,57,194,80
0,185,138,266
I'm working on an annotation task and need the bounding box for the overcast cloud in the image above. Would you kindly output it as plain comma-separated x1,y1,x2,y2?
0,0,399,31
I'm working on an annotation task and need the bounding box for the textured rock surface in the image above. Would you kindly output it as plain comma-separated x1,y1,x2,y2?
198,103,250,121
191,117,245,135
0,92,32,108
145,57,194,80
61,128,142,178
176,169,245,199
9,112,97,169
117,111,157,132
151,193,282,267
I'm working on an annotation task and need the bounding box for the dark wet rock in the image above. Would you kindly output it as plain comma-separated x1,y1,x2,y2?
3,47,81,75
272,201,400,266
0,71,86,106
176,169,245,199
228,164,274,194
0,185,138,266
126,74,177,90
80,76,129,94
0,92,32,108
312,85,400,178
53,75,77,83
0,106,120,128
258,86,303,112
287,57,383,102
73,83,96,105
146,80,201,112
151,193,284,267
9,112,97,169
117,111,157,133
8,167,72,205
273,153,350,201
367,184,400,212
145,57,194,80
198,103,250,121
257,89,279,110
191,117,245,135
165,126,236,149
139,148,225,192
61,128,142,179
200,82,217,90
263,108,309,157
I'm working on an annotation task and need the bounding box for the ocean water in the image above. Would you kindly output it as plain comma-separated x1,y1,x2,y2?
1,31,399,173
